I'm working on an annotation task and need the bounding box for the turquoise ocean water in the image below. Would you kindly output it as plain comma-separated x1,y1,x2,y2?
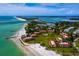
0,16,26,56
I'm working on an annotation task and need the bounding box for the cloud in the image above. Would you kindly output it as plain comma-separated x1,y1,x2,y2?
0,3,79,16
0,3,57,16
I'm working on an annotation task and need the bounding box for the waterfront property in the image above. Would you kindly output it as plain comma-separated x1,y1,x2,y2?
20,19,79,56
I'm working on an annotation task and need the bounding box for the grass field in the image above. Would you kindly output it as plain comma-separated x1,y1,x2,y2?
26,32,79,56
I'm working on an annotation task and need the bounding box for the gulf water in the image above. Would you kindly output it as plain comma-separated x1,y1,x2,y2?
0,16,26,56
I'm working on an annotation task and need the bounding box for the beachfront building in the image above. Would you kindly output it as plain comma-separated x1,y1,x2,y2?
39,30,47,33
49,40,56,47
60,32,69,39
22,36,35,42
31,34,37,37
59,42,70,47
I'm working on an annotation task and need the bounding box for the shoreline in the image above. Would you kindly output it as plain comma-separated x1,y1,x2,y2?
10,23,44,56
10,17,61,56
10,23,36,56
10,23,61,56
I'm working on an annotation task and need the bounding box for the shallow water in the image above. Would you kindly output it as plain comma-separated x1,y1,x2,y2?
0,23,26,56
0,16,25,56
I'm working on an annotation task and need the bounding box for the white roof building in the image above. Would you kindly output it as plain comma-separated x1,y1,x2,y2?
50,41,56,45
73,29,79,35
64,27,74,33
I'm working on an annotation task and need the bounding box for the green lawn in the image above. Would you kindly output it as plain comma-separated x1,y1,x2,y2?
27,33,61,47
26,32,79,56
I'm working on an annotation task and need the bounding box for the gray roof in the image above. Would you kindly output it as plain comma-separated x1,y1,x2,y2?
64,27,74,32
73,29,79,34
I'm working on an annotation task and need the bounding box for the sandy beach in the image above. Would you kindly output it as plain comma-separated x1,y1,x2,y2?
10,23,44,56
10,24,35,56
9,23,61,56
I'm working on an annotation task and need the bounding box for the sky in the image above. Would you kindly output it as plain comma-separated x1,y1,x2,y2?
0,3,79,16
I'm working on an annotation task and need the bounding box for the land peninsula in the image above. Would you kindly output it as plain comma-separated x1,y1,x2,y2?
11,17,79,56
